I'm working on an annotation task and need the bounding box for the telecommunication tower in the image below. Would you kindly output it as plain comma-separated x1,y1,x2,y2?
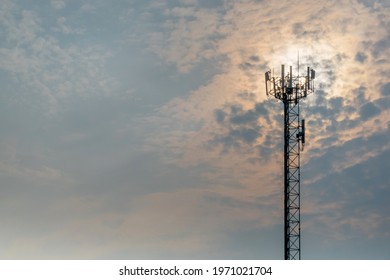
265,64,315,260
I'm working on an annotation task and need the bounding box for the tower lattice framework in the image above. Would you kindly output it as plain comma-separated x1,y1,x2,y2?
265,64,315,260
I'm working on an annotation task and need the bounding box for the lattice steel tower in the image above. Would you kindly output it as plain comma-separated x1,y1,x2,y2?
265,64,315,260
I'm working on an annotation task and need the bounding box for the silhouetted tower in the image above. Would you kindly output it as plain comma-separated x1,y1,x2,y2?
265,64,315,260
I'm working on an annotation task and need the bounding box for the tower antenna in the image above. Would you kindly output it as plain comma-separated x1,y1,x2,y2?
264,61,316,260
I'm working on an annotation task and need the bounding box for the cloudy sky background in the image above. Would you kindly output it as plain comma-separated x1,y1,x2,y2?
0,0,389,259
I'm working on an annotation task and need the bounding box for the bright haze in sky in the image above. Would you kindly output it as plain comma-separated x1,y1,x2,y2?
0,0,389,259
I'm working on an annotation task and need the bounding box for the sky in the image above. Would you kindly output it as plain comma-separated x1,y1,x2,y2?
0,0,389,260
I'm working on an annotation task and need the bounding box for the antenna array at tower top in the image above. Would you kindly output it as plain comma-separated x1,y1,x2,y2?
265,65,315,103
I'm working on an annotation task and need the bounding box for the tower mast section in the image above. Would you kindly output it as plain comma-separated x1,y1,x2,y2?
265,64,315,260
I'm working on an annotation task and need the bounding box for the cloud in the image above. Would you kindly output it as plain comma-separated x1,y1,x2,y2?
355,51,367,63
0,2,118,114
53,17,84,34
380,82,390,96
210,101,271,150
372,35,390,58
50,0,66,10
360,102,381,121
4,10,42,45
304,146,390,241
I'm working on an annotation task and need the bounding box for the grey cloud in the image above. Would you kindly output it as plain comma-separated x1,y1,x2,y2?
228,127,260,144
355,51,368,63
315,135,340,147
380,82,390,96
357,0,376,8
219,102,270,126
239,61,256,71
134,1,224,73
372,35,390,58
0,3,117,114
197,0,224,9
344,104,357,115
306,53,346,89
50,0,66,10
305,128,390,184
254,103,269,118
212,126,261,149
211,102,271,150
305,141,390,246
209,100,285,163
307,95,346,119
305,88,375,132
292,22,323,40
360,102,381,121
357,0,390,9
337,118,359,130
239,54,267,83
257,134,282,162
313,90,327,106
237,92,256,101
374,85,390,111
353,86,368,105
230,108,259,125
214,109,227,124
374,98,390,112
256,146,274,162
328,97,343,115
